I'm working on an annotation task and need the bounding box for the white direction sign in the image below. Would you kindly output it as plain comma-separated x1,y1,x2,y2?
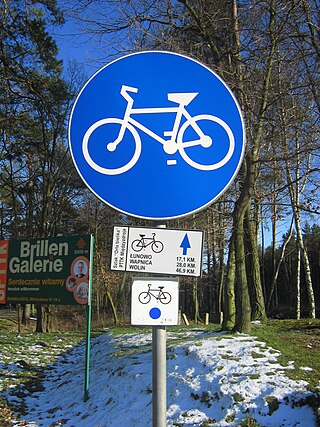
131,277,179,326
111,226,203,277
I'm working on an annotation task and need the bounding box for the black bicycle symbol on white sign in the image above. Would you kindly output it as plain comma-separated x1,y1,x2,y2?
131,233,164,253
138,284,172,305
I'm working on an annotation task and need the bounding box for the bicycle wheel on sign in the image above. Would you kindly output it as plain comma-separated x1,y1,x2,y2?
160,292,172,304
151,241,164,253
82,118,141,175
131,239,144,252
139,292,151,304
177,114,235,171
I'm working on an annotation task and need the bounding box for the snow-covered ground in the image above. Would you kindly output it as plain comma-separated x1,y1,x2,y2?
3,328,318,426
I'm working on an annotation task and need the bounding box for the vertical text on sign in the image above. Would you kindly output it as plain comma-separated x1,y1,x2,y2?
0,240,9,304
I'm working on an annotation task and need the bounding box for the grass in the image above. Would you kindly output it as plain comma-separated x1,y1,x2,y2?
251,319,320,392
0,317,18,332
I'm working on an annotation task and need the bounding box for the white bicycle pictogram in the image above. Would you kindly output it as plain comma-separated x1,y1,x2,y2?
82,84,235,175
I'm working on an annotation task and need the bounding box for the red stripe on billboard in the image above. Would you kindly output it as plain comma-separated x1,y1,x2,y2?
0,240,9,304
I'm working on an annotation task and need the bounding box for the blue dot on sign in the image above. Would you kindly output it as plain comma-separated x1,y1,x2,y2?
149,307,161,319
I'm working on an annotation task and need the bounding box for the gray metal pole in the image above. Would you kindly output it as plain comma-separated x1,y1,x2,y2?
152,222,167,427
152,325,167,427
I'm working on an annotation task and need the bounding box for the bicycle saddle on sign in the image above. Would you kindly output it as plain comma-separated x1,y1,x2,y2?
167,92,198,106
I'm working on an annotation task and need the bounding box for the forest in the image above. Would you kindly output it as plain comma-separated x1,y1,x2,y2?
0,0,319,333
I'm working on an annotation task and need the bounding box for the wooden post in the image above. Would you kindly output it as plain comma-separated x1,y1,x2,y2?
182,313,189,325
205,312,209,325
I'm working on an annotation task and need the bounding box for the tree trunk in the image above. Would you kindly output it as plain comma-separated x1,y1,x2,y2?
107,289,119,326
271,158,278,309
267,217,294,311
36,305,43,333
283,125,315,318
277,26,316,318
22,304,31,325
222,233,236,330
229,0,277,332
193,280,202,323
234,204,252,333
296,244,301,320
245,205,266,321
295,216,315,318
35,305,54,333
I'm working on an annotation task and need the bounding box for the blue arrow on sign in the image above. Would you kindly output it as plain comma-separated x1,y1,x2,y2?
180,233,191,255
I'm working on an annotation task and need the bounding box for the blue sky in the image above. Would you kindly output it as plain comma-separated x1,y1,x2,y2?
52,9,103,78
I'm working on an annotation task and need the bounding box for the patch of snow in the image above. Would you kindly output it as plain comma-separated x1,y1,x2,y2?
2,330,318,427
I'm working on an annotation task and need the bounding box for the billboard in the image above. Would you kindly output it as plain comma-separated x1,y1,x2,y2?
0,235,93,305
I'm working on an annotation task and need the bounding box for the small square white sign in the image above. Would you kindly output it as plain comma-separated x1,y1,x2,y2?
131,277,179,326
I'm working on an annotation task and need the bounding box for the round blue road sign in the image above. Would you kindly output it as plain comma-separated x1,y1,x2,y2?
69,51,245,220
